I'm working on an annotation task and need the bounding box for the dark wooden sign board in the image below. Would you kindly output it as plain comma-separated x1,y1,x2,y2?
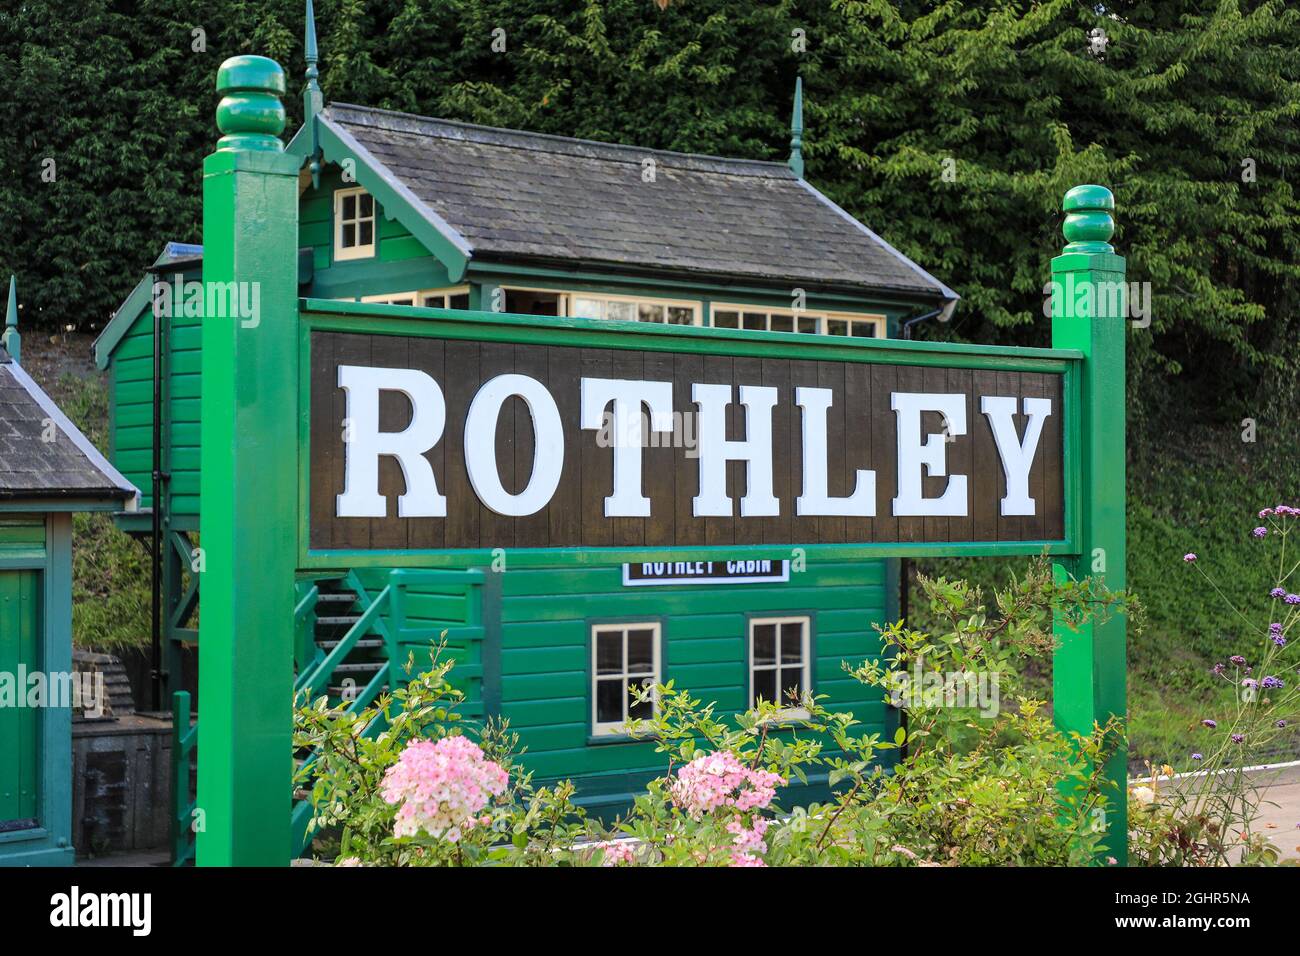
308,330,1064,551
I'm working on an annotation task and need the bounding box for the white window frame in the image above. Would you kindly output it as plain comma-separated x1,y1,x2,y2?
334,187,377,262
748,615,811,720
591,622,662,737
711,303,886,338
498,286,571,316
568,291,703,326
360,286,470,308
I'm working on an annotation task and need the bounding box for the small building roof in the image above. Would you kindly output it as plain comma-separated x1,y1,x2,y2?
0,345,138,509
316,104,957,301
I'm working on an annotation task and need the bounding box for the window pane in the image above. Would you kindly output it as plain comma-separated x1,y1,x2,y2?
572,297,602,319
753,624,776,666
780,667,803,700
753,669,777,706
742,313,767,331
851,321,878,337
505,290,561,316
638,303,665,323
827,319,848,336
596,632,623,675
342,223,356,248
770,314,794,333
342,194,356,220
798,316,819,334
628,629,655,672
449,294,469,310
607,300,636,322
389,297,414,307
667,306,694,325
359,220,373,246
629,680,653,721
422,295,445,308
359,193,374,218
596,679,624,724
713,311,739,329
780,622,803,663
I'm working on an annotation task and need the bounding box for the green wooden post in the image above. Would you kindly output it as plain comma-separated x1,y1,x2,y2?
197,55,301,866
1050,185,1127,864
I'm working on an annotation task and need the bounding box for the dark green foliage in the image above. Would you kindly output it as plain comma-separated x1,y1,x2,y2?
0,0,1296,422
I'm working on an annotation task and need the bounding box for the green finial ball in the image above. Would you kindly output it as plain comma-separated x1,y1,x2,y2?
1061,184,1115,253
215,55,287,152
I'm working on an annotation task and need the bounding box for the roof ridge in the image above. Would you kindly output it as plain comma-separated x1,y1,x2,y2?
324,103,793,178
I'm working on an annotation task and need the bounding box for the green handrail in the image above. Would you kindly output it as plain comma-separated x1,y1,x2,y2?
294,585,390,701
171,690,198,865
293,583,321,675
291,568,488,857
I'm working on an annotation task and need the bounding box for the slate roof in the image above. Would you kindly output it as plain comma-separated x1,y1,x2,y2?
0,346,138,505
320,104,956,300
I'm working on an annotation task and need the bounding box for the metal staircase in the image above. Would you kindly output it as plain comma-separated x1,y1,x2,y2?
170,567,490,864
300,578,390,705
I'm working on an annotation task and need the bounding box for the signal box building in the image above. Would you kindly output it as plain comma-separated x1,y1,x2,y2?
92,27,958,826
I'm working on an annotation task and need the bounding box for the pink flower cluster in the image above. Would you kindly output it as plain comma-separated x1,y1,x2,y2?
594,840,638,866
728,816,764,858
670,751,784,819
380,735,508,842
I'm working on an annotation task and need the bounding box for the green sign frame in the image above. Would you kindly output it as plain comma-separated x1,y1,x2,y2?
196,56,1126,866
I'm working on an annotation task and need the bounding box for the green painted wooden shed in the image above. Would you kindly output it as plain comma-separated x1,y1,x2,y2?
0,285,138,865
91,6,960,848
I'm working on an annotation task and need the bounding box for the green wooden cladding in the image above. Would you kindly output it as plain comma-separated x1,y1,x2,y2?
347,558,895,807
0,568,41,825
108,271,203,517
0,512,75,865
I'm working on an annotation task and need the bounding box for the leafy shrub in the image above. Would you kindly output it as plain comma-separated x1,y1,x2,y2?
296,561,1133,866
1127,503,1300,866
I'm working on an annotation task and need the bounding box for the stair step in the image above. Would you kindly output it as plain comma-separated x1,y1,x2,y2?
316,615,362,626
316,592,357,604
331,662,385,674
316,638,385,650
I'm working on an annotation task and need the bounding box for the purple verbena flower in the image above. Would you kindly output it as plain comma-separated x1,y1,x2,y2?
1262,676,1285,690
1270,622,1283,634
1271,588,1286,599
1274,635,1287,648
1191,753,1203,761
1230,655,1247,667
1231,734,1245,744
1184,553,1197,563
1277,720,1287,729
1202,719,1217,728
1287,594,1300,606
1254,527,1268,538
1212,662,1226,676
1259,508,1274,519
